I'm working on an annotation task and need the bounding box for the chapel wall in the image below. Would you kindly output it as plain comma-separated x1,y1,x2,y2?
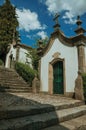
40,38,78,94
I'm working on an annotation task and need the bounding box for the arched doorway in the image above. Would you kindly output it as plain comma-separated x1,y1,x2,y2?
53,61,64,94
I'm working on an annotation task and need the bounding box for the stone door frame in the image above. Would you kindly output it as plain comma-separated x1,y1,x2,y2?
48,58,66,95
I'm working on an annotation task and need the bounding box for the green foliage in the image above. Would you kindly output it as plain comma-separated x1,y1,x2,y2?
82,73,86,102
0,0,19,63
41,37,49,47
0,59,4,66
34,37,49,48
28,37,48,71
15,62,37,86
27,49,40,71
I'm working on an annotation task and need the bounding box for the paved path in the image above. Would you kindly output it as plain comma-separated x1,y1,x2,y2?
0,93,83,106
0,92,83,108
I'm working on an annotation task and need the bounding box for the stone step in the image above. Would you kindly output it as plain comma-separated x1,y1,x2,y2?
0,67,31,93
0,86,31,89
0,70,19,75
14,93,85,110
0,71,18,74
0,77,26,83
0,102,85,120
0,72,18,74
43,115,86,130
0,75,19,78
0,77,25,83
0,67,14,72
0,72,20,78
0,81,29,86
0,84,30,89
0,88,32,93
0,105,86,130
0,70,17,75
0,69,16,72
0,105,56,120
0,77,20,81
0,85,29,89
0,75,26,81
0,81,29,87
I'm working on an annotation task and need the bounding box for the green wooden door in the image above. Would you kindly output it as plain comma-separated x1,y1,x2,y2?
53,61,64,94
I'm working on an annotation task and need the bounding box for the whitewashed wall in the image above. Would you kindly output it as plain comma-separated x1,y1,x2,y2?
41,38,78,93
5,46,32,68
5,45,16,68
18,48,32,68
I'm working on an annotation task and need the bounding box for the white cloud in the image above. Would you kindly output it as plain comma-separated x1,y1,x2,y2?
37,31,47,39
45,0,86,24
62,12,76,24
16,8,46,32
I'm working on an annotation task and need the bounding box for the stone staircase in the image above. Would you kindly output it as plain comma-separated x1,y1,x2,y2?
0,67,32,93
0,67,86,129
0,93,86,130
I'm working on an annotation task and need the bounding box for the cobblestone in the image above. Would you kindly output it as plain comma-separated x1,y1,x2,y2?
0,92,83,109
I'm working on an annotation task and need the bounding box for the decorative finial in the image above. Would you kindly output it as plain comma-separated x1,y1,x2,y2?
74,15,85,35
53,13,60,24
53,13,60,31
76,15,82,27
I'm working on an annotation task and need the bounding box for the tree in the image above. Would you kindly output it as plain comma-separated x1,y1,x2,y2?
0,0,19,64
27,48,40,71
34,37,49,48
28,37,49,71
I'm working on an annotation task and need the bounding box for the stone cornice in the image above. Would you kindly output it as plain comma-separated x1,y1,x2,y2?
41,30,86,56
72,35,86,46
14,43,32,50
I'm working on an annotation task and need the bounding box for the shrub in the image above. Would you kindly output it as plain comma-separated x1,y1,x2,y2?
0,59,4,66
15,62,37,86
82,73,86,102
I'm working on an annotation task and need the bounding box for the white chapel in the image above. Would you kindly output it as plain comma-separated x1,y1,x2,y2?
38,15,86,99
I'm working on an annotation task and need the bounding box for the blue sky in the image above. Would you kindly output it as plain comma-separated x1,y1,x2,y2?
0,0,86,47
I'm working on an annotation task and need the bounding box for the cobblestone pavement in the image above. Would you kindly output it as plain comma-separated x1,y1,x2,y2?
0,92,83,109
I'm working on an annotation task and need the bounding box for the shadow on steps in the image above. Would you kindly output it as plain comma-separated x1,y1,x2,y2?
0,92,69,130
